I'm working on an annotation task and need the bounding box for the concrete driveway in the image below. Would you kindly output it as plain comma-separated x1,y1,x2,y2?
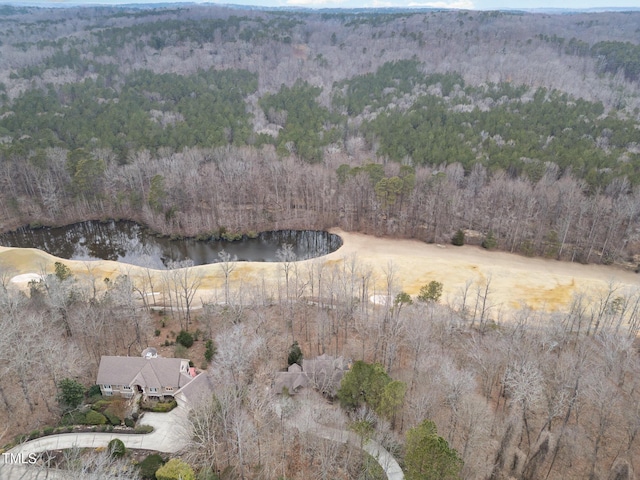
276,398,405,480
0,403,189,479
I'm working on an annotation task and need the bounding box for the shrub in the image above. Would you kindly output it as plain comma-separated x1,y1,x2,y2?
155,329,161,337
137,453,165,479
124,417,135,428
155,459,196,480
28,430,40,440
84,410,107,425
134,425,154,434
87,384,102,398
176,330,194,348
61,411,86,426
107,438,126,458
43,427,55,436
141,399,177,413
481,231,497,249
452,229,465,246
92,400,110,412
104,410,122,426
204,339,216,363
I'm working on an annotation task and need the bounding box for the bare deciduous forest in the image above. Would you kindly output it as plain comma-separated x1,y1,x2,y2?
2,4,640,480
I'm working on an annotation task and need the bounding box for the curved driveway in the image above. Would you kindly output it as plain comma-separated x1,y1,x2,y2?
2,399,403,480
0,406,188,479
5,405,188,456
300,418,404,480
277,400,404,480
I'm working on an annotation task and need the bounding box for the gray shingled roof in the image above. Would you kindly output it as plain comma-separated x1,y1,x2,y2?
175,372,216,406
273,370,309,394
96,356,193,390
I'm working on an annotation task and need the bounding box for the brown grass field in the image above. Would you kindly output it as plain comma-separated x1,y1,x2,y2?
2,228,639,315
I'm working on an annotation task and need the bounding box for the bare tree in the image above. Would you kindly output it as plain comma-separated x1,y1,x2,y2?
218,249,238,306
167,259,203,331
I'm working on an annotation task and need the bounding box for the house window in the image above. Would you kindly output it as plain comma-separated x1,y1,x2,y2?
103,385,112,390
164,387,173,391
149,387,158,393
122,385,132,390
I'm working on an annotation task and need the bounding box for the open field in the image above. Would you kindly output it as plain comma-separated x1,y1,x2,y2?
2,228,639,316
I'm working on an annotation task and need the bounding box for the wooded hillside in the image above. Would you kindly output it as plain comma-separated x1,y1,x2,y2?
2,6,640,480
1,6,640,264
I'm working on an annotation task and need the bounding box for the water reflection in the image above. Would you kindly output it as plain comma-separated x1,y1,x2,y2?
0,221,343,269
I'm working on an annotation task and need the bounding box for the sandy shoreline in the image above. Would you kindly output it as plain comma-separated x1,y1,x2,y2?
1,229,638,313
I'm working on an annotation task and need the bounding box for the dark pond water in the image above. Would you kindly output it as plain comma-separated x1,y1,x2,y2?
0,221,343,269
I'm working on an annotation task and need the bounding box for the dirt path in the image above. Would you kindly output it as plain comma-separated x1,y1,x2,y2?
1,229,638,313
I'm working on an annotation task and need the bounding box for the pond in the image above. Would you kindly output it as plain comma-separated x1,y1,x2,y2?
0,221,343,269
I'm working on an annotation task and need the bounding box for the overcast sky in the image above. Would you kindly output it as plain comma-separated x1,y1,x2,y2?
10,0,640,10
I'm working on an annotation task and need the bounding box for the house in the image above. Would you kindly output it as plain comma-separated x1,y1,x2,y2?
303,354,349,397
273,354,349,396
174,371,216,408
273,363,310,395
96,355,195,399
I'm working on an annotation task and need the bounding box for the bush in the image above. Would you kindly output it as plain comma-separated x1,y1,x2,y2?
84,410,107,425
481,231,497,249
28,430,40,440
124,417,135,428
141,399,177,413
43,427,55,436
107,438,126,458
104,410,122,426
137,453,165,479
61,411,86,426
87,384,102,398
92,400,111,412
155,459,196,480
176,330,194,348
134,425,154,434
204,339,216,363
452,229,465,246
155,329,161,337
